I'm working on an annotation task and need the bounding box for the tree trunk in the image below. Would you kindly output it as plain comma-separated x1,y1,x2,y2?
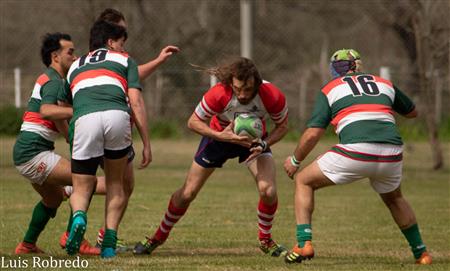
412,11,444,170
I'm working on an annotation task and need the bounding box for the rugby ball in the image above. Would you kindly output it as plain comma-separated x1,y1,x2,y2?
233,114,263,139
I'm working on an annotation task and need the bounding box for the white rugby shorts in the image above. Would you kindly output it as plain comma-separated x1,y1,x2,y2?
72,110,132,160
317,143,403,193
16,150,61,185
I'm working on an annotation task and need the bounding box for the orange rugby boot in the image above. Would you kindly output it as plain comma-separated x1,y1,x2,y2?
59,231,100,255
285,241,314,264
415,251,432,265
15,242,45,254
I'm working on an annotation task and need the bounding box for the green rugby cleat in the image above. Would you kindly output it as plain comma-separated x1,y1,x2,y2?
259,238,288,257
66,216,87,256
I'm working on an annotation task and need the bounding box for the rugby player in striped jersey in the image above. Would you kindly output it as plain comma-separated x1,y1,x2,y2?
13,33,102,255
283,49,431,265
64,20,150,258
134,57,289,257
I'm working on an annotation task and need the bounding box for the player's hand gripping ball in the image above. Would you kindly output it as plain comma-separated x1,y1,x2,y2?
233,114,263,139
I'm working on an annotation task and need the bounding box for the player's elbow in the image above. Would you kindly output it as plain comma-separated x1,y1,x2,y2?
187,117,196,131
304,128,325,142
404,108,418,118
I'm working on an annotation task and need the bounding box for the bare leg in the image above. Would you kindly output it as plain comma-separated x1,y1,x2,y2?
46,157,106,195
380,187,430,262
70,174,97,212
248,155,287,256
103,156,128,231
248,154,277,204
172,161,215,208
151,161,214,243
379,187,416,229
294,161,334,224
45,157,72,186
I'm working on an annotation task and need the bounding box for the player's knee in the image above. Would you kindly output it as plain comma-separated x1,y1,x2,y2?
381,189,403,207
258,182,276,199
179,188,198,203
42,195,63,210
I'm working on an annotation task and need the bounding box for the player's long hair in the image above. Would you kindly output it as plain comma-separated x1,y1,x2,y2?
193,57,262,89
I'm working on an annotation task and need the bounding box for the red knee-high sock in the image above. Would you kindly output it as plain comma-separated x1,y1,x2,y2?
257,198,278,240
152,197,188,242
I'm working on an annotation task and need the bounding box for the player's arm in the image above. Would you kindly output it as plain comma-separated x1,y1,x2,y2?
245,117,288,162
138,45,180,80
53,119,69,142
284,127,326,179
40,104,72,120
404,109,418,118
40,80,73,120
293,127,326,162
187,113,251,147
393,86,418,119
128,88,151,169
284,91,331,178
263,116,289,147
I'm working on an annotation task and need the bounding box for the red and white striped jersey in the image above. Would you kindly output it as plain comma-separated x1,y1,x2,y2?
194,81,288,133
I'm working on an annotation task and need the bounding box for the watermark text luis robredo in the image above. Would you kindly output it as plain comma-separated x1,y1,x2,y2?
1,256,89,269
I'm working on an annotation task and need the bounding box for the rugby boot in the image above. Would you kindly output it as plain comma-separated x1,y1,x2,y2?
101,247,116,259
66,215,87,255
133,237,162,255
415,251,432,265
15,242,45,254
259,238,288,257
285,241,314,264
60,231,100,255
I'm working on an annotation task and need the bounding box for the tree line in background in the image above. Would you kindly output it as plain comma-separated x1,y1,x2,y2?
1,0,448,169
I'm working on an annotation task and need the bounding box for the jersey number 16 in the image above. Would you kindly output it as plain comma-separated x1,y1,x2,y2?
342,75,380,97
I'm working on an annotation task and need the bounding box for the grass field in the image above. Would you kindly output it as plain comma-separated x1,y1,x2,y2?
0,137,449,270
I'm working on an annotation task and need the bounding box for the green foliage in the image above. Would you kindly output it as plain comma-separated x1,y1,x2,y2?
148,119,182,139
0,105,24,135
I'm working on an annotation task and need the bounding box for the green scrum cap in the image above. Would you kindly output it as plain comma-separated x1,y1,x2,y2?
330,49,361,62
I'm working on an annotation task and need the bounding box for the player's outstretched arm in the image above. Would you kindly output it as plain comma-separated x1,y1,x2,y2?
187,113,251,148
128,88,152,169
138,45,180,80
284,127,325,179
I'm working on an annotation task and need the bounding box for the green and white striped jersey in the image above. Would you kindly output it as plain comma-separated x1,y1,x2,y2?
13,67,65,165
307,72,415,145
65,48,141,123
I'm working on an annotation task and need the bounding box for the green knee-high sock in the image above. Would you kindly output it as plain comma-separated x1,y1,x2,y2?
401,224,426,259
296,224,312,248
101,229,117,250
66,208,73,233
23,201,57,244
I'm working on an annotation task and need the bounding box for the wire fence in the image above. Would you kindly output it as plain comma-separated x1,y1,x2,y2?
1,0,448,131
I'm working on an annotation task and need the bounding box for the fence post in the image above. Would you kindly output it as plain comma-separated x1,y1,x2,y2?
240,0,253,59
14,67,21,108
210,75,218,87
380,66,391,80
